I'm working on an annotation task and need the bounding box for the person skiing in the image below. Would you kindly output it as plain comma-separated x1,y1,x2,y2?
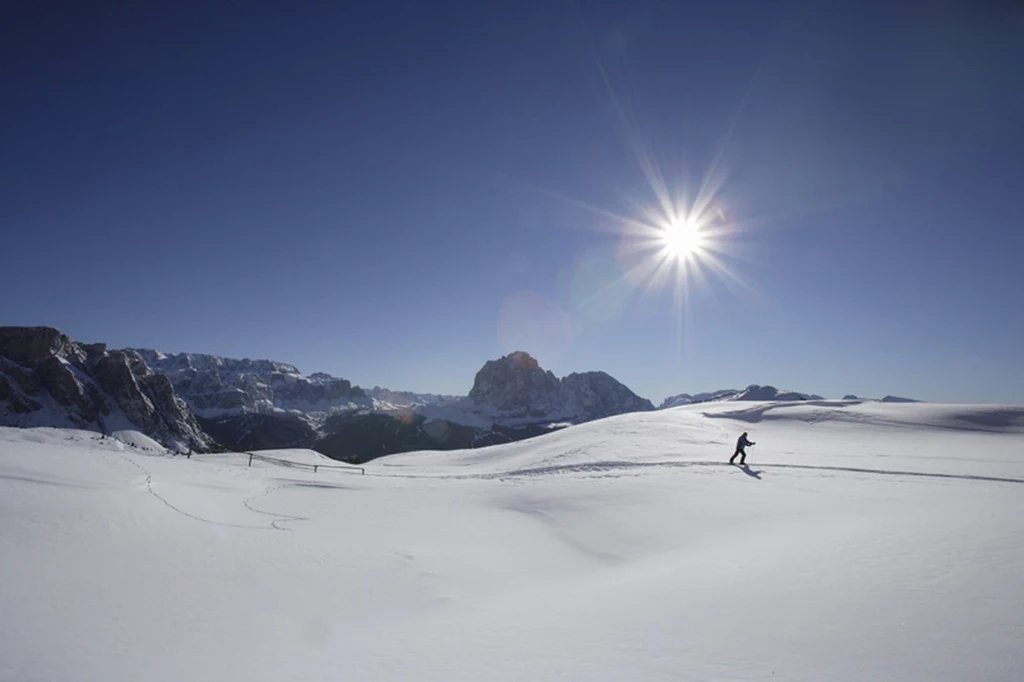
730,431,755,465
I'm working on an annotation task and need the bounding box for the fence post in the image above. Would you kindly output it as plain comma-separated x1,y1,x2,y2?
314,465,318,473
248,453,253,467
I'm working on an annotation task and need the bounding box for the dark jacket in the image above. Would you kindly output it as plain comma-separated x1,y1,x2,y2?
736,434,754,450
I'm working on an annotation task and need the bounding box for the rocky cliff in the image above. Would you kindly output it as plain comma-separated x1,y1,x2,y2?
0,327,211,451
467,351,654,421
467,351,566,418
426,351,655,427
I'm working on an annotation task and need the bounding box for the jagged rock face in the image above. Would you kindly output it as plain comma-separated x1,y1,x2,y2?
135,350,370,418
0,358,43,413
468,351,566,418
561,371,655,420
466,351,653,422
0,326,78,364
0,357,41,395
37,355,100,420
0,327,212,451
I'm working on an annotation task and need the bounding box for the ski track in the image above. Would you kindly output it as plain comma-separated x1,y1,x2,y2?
114,452,300,531
242,484,310,530
111,437,1023,534
371,459,1024,485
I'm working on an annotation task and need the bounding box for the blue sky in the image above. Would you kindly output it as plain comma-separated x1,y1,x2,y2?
2,1,1023,404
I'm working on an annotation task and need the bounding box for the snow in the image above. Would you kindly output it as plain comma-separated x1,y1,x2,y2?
659,385,825,408
2,401,1023,681
109,429,168,452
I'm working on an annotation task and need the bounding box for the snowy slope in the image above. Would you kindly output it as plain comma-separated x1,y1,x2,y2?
2,401,1023,682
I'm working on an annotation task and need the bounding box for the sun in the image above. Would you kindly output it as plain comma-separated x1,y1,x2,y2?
660,219,704,260
611,194,751,303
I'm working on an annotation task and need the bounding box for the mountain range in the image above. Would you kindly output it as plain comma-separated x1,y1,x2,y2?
0,326,911,461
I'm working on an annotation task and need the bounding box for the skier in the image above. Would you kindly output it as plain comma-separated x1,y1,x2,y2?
729,431,755,465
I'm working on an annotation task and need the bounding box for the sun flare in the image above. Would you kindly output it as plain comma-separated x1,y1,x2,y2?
661,219,704,260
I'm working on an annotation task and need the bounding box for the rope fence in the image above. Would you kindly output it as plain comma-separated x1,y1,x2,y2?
244,451,365,475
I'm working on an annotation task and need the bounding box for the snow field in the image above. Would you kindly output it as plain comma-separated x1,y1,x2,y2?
1,401,1022,681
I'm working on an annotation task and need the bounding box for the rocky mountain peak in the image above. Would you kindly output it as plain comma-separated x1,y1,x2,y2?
506,351,540,370
468,351,562,417
0,326,81,365
561,371,655,419
466,351,652,421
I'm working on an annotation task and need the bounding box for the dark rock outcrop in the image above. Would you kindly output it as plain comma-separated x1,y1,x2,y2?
468,351,565,418
0,327,212,451
465,351,654,422
0,326,77,364
561,371,656,420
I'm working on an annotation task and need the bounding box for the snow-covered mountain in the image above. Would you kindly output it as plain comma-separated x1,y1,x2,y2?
844,393,921,403
4,399,1023,681
133,350,468,453
134,350,373,419
365,386,461,410
0,327,210,452
660,388,747,408
661,387,923,409
880,394,920,403
660,384,826,409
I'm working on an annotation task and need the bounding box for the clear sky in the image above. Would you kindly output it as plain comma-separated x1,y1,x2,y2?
3,1,1023,404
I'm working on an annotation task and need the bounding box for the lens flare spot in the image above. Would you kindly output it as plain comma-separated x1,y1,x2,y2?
566,255,632,324
497,290,573,367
